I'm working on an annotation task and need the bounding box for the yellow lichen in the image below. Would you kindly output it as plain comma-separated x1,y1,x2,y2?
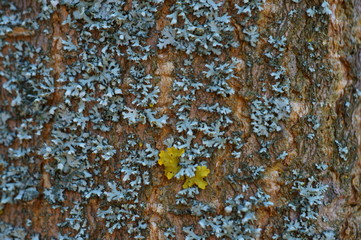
183,166,210,189
158,147,184,179
158,148,210,189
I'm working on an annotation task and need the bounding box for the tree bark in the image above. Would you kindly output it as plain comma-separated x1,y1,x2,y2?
0,0,360,239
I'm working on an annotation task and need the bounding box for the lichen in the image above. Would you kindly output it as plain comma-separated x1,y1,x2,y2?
158,147,184,180
182,165,210,189
0,0,349,238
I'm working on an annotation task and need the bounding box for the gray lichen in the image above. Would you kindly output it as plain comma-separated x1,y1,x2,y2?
0,0,346,239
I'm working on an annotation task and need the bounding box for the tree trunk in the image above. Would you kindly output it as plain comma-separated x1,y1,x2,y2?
0,0,360,239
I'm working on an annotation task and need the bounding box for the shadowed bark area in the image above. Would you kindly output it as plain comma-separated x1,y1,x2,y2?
0,0,360,239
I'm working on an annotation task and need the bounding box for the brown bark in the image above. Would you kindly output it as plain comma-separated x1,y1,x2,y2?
0,0,360,239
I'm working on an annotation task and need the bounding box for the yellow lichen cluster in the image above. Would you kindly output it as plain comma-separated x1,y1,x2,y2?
158,147,184,180
182,166,210,189
158,147,210,189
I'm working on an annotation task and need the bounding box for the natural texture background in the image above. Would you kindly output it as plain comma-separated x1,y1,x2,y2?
0,0,360,239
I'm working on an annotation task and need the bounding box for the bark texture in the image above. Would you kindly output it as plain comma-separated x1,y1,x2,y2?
0,0,360,239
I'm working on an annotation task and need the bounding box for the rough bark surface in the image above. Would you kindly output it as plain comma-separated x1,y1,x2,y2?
0,0,360,239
